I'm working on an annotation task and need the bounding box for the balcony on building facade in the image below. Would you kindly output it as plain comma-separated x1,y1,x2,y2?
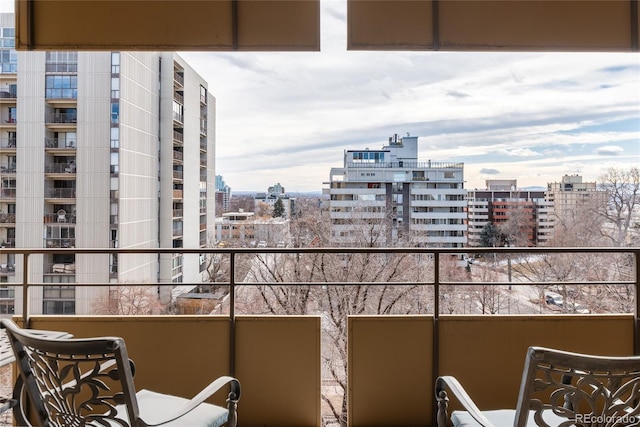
173,130,184,145
173,91,184,105
0,246,637,427
45,188,76,199
0,237,14,248
0,213,15,225
0,88,17,100
44,237,75,248
172,111,184,124
172,150,183,163
172,169,183,181
45,161,76,175
0,162,15,174
0,136,16,150
45,111,77,125
173,71,184,87
44,262,76,274
0,188,16,199
45,137,76,150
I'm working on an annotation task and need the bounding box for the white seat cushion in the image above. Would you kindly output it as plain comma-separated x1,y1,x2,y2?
451,409,567,427
116,389,229,427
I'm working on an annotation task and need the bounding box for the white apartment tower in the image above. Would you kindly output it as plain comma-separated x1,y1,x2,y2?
325,134,466,247
0,13,216,315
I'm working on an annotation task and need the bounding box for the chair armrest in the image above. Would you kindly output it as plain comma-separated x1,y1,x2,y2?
435,376,494,427
141,376,241,427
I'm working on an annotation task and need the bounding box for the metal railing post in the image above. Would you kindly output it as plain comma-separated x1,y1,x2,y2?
635,250,640,355
21,252,29,328
432,251,440,427
229,251,236,377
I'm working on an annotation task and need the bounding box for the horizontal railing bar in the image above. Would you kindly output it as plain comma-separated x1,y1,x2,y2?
0,247,638,255
6,280,635,288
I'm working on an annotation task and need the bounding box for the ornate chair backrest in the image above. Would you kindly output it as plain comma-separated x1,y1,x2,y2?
2,319,140,427
515,346,640,427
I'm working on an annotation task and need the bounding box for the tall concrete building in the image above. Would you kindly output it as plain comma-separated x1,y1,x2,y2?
325,134,466,247
215,174,231,216
546,174,606,227
466,180,553,247
0,13,215,315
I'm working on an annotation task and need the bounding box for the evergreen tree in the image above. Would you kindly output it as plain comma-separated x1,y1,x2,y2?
479,222,503,247
272,198,285,218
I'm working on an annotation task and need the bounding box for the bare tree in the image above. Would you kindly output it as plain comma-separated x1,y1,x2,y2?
92,285,166,315
498,202,536,247
597,166,640,246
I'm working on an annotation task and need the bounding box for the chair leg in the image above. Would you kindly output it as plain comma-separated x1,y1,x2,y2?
436,389,449,427
226,392,239,427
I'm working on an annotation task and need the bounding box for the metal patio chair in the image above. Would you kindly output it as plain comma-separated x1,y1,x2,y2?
436,346,640,426
2,319,240,427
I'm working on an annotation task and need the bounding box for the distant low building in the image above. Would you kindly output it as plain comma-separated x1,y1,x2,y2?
215,210,290,247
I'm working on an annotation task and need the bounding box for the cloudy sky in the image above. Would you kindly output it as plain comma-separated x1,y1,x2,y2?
180,0,639,193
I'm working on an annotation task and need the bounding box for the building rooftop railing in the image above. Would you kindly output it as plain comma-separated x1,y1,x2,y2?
345,161,464,169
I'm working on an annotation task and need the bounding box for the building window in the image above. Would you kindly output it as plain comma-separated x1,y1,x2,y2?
43,300,75,314
45,75,78,99
45,51,78,72
43,285,75,314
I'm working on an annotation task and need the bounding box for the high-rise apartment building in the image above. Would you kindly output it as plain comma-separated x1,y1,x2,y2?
215,174,231,215
466,180,553,247
546,174,606,227
325,134,466,247
0,13,215,315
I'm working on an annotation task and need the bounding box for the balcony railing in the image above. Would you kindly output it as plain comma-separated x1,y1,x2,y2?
45,188,76,199
45,163,76,174
45,112,77,124
0,246,638,427
45,138,76,149
0,137,16,148
173,131,184,143
0,163,16,173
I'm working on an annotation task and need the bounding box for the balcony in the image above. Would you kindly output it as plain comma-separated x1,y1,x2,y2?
45,137,76,150
45,162,76,175
45,112,77,125
0,137,16,150
0,246,638,427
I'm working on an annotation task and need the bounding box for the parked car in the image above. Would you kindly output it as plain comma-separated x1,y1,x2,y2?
544,291,564,306
257,241,267,248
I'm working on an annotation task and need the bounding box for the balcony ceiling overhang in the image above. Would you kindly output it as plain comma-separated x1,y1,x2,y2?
13,0,321,51
13,0,639,52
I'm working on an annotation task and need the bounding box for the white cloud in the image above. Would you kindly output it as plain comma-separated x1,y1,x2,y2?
596,145,624,156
